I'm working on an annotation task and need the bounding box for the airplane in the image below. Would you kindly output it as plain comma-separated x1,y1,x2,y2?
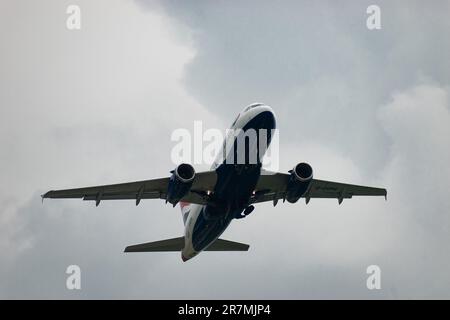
42,103,387,261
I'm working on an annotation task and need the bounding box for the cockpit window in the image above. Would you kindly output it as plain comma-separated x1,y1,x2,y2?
244,103,263,112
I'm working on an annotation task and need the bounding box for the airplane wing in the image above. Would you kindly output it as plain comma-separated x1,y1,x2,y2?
42,170,217,206
252,171,387,205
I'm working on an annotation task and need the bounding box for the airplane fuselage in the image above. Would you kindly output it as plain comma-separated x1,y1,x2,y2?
182,104,276,261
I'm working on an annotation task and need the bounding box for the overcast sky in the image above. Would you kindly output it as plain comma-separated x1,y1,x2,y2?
0,0,449,299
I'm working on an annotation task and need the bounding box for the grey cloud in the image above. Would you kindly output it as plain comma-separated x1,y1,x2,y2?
143,0,450,175
1,0,450,299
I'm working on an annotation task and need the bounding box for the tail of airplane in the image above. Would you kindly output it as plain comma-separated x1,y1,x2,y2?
124,237,249,252
179,201,190,225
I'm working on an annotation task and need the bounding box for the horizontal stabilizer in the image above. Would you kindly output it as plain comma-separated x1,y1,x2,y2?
205,239,249,251
124,237,249,252
125,237,184,252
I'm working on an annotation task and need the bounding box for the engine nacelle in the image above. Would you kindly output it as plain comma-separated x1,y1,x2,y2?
166,163,196,206
285,162,313,203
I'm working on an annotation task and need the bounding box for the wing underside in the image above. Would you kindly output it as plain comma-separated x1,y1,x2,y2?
42,170,217,206
42,168,386,207
252,172,386,204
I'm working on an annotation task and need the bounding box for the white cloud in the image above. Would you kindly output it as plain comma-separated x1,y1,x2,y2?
0,0,220,298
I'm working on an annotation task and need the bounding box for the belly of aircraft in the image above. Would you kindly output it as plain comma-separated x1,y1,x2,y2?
184,109,276,259
190,163,261,253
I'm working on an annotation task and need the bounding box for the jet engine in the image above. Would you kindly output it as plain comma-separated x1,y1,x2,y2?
285,162,313,203
166,163,196,206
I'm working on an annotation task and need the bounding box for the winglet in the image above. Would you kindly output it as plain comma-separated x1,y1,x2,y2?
41,191,50,204
384,189,388,201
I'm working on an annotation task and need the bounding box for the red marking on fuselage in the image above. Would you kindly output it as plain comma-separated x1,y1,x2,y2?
179,201,190,209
